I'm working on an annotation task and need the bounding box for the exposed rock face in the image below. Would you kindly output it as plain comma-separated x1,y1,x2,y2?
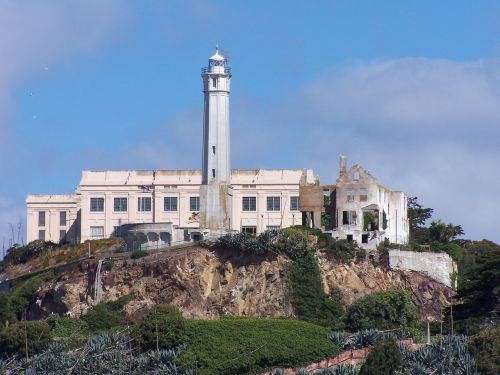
28,247,450,322
318,253,451,320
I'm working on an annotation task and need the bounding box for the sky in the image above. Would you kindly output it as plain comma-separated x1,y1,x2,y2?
1,0,500,250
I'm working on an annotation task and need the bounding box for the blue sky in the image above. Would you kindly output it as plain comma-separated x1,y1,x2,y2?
1,0,500,248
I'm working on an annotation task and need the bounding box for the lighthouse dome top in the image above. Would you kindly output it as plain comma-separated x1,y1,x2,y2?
202,46,231,75
209,46,225,61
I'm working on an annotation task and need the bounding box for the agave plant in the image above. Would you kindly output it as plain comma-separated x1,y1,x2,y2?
351,329,380,349
327,331,351,350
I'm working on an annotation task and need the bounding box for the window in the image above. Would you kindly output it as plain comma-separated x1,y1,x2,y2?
267,225,280,231
38,230,45,241
241,226,257,235
347,189,355,202
347,234,354,242
114,197,128,212
59,211,67,226
60,230,66,242
138,197,152,212
267,196,280,211
190,196,200,211
290,196,300,211
212,77,217,88
362,234,369,244
90,226,104,239
38,211,46,226
212,169,216,178
359,188,368,202
342,210,357,225
212,146,216,154
242,197,256,211
164,197,178,211
90,197,104,212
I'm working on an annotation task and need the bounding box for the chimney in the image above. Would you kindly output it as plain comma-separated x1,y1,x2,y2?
339,155,347,177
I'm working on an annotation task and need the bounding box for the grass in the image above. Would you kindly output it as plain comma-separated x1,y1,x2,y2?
181,317,339,375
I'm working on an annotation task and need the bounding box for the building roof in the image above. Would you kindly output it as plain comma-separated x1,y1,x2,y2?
209,47,225,61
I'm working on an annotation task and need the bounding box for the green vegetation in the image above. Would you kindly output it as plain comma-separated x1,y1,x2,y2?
320,238,365,264
359,340,402,375
131,249,149,259
135,305,187,351
0,241,59,272
82,294,132,332
181,317,339,375
47,315,90,337
345,290,419,333
286,252,344,329
0,321,52,357
467,326,500,375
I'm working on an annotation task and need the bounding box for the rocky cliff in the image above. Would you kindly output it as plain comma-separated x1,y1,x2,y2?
28,246,451,322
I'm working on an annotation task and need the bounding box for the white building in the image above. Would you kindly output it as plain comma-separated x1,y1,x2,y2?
327,156,409,249
26,48,408,250
26,48,316,247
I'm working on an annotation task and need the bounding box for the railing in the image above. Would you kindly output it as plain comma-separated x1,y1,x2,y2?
201,67,232,75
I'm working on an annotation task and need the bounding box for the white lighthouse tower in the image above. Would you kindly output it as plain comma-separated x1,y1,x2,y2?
199,46,232,231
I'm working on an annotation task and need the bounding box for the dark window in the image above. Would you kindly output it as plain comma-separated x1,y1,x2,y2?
90,198,104,212
362,234,369,243
242,197,257,211
59,211,66,226
212,146,216,154
114,197,128,212
137,197,151,212
242,226,257,235
38,230,45,241
347,234,353,242
266,196,280,211
38,211,46,226
212,169,216,178
164,197,178,211
290,196,299,211
342,211,357,225
190,197,200,211
212,77,217,88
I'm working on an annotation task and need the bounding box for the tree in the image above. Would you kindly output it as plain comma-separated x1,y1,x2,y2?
407,197,433,243
0,321,52,356
135,305,186,351
467,326,500,375
429,220,464,243
359,340,402,375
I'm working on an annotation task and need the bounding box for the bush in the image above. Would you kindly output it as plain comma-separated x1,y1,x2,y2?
346,290,419,333
286,252,344,329
47,316,90,337
359,340,402,375
131,250,149,259
467,326,500,375
321,238,365,264
0,321,52,356
82,295,132,332
0,241,59,270
181,317,339,375
135,305,186,351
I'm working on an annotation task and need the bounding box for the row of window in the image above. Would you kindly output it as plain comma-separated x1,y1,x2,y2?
38,229,66,241
38,211,67,227
90,197,200,213
90,196,300,213
242,196,299,212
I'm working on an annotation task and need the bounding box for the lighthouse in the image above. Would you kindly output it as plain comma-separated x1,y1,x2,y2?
199,46,232,231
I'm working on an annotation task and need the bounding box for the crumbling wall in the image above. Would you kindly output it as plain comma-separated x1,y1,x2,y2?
389,249,456,288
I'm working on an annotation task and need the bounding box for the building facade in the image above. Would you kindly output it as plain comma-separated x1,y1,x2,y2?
327,156,409,249
26,47,408,249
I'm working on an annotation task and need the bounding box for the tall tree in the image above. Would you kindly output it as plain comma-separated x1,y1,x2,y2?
407,197,433,243
429,220,464,243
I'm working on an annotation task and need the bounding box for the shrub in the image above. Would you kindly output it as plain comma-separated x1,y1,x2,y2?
181,317,339,375
47,315,90,337
359,340,402,375
135,305,186,351
0,321,52,356
286,252,344,329
467,326,500,375
131,249,149,259
321,238,365,264
346,290,419,333
82,297,128,332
